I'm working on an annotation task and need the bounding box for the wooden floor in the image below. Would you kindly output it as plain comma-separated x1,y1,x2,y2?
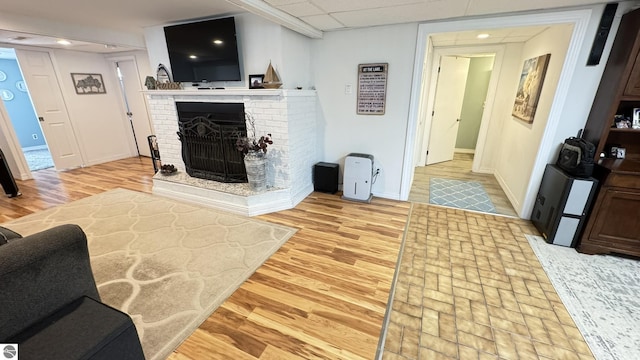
408,153,518,217
0,157,411,359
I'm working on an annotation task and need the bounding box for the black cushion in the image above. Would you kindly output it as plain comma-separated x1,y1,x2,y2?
0,226,22,245
9,296,145,360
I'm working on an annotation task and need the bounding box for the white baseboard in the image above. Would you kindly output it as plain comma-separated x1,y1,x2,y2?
22,145,49,152
494,170,523,218
454,148,476,154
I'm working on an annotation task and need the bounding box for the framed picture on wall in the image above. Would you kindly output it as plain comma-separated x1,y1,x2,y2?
71,73,106,94
512,54,551,123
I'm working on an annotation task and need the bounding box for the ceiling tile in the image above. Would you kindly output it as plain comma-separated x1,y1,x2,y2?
278,2,325,17
465,0,607,17
265,0,306,6
505,26,549,37
502,35,537,42
310,0,424,13
300,14,345,30
429,23,570,47
331,1,470,28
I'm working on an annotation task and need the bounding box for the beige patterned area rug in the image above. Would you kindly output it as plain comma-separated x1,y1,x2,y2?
526,235,640,360
3,188,297,360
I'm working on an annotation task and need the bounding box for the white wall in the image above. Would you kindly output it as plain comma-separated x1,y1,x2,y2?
517,2,638,217
0,44,140,171
311,23,419,199
143,13,313,90
493,25,574,212
456,56,494,150
476,43,524,173
50,49,137,165
281,27,313,90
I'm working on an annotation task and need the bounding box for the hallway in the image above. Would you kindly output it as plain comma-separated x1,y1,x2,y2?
408,153,518,217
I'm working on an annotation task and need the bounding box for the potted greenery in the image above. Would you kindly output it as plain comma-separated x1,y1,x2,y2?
236,113,273,191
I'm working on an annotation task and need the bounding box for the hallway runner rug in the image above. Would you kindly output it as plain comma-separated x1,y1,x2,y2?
2,188,297,360
429,177,497,213
526,235,640,360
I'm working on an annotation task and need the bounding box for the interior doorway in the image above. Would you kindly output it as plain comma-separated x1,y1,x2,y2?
426,54,495,166
0,48,54,172
110,57,153,158
418,45,504,173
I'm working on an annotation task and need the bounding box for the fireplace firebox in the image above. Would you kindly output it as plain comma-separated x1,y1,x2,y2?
176,102,247,182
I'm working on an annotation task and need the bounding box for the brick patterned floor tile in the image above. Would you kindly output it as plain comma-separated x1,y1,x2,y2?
382,204,594,360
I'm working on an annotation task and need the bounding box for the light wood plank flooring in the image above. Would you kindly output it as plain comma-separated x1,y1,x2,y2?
0,157,410,359
409,153,518,217
2,156,592,360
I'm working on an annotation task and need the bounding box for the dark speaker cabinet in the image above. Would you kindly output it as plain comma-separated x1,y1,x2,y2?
313,162,339,194
532,165,598,247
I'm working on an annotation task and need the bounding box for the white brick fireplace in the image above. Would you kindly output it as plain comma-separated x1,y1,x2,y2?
145,89,318,216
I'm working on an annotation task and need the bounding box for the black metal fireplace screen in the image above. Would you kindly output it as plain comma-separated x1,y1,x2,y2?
176,102,247,183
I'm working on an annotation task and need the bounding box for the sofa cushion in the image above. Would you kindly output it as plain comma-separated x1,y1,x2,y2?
8,296,144,360
0,226,22,245
0,224,100,340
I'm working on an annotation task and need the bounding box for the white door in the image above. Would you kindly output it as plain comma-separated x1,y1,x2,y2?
15,49,83,170
114,59,153,157
426,56,470,165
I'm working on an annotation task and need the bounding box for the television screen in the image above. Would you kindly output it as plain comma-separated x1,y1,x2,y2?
164,17,241,83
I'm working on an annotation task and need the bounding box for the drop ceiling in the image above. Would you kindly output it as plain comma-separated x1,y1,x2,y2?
0,0,616,53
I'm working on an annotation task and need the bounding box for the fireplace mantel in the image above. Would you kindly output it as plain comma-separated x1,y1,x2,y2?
145,89,318,216
143,88,315,98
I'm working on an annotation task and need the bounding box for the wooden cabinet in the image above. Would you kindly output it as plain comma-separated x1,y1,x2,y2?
625,51,640,96
579,161,640,256
583,8,640,158
579,8,640,257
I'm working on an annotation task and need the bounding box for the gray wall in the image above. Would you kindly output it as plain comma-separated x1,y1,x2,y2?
455,56,494,150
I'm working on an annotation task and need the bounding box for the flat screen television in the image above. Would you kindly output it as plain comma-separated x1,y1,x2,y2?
164,17,241,83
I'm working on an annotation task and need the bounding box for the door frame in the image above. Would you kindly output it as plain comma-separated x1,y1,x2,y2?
106,54,152,157
0,46,77,179
0,101,32,180
420,46,504,172
401,9,593,218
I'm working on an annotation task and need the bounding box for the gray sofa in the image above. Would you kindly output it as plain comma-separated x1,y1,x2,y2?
0,224,145,360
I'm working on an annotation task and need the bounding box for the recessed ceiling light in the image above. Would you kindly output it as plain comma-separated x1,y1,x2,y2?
477,33,490,39
57,39,71,45
213,39,223,45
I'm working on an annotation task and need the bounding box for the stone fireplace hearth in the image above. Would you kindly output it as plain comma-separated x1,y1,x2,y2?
145,89,318,216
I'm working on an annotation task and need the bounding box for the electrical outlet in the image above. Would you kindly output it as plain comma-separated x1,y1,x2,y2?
345,84,352,94
32,134,38,139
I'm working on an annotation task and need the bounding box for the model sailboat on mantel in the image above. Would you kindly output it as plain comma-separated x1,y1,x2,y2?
262,61,282,89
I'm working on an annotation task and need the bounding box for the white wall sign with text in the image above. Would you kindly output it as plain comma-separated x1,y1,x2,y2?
357,63,388,115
